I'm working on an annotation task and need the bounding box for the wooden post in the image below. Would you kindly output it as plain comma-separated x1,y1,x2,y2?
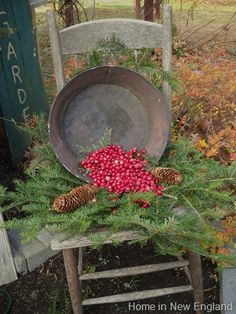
64,0,74,27
155,0,161,19
31,6,36,27
91,0,96,20
47,10,65,92
162,4,172,112
63,249,83,314
144,0,154,22
0,213,18,285
135,0,141,18
188,251,204,314
52,1,57,11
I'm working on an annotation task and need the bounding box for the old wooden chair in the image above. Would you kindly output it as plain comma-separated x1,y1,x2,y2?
47,6,204,314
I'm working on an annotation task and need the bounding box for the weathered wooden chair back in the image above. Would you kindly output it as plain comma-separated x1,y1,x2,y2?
47,6,172,109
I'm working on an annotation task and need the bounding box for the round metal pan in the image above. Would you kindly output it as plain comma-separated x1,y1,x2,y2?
49,66,170,181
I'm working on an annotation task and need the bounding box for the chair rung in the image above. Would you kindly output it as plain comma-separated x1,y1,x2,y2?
80,260,189,281
82,285,193,305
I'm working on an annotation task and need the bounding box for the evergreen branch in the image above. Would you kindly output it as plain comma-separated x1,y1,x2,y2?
163,193,178,200
181,194,207,226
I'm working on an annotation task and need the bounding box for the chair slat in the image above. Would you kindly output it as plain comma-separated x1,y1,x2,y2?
82,285,193,305
59,18,163,55
80,260,190,280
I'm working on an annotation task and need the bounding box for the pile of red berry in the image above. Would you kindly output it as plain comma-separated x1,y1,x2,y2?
80,144,163,196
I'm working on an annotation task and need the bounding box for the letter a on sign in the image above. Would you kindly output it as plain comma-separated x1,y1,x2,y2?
7,42,17,60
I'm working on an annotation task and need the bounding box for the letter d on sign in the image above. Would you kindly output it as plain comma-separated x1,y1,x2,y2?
17,88,27,104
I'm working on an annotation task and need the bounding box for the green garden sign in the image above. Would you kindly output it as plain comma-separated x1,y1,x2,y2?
0,0,48,163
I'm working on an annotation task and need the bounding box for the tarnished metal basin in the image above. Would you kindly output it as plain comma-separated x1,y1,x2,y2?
49,66,170,181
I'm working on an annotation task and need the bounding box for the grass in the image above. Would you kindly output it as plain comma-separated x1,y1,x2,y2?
94,0,236,13
96,0,133,7
48,289,72,314
36,0,236,14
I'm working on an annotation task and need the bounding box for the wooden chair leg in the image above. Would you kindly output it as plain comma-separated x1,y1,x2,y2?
188,251,204,314
63,249,83,314
78,247,83,275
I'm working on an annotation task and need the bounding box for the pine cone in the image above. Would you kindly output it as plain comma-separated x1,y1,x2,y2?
52,184,98,213
150,167,183,184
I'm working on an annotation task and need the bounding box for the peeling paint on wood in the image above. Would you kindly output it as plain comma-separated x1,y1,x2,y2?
0,213,17,285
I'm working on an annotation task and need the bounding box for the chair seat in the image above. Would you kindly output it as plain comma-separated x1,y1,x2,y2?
51,229,139,250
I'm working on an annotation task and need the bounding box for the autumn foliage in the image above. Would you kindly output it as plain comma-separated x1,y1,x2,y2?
173,48,236,164
211,214,236,262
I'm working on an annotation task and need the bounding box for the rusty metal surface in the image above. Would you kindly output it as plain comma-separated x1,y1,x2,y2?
49,66,170,180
